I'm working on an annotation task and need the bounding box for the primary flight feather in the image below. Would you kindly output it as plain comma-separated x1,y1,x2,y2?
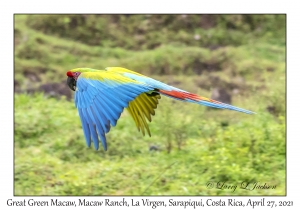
66,67,254,151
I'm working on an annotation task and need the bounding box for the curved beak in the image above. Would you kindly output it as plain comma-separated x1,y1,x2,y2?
67,77,76,91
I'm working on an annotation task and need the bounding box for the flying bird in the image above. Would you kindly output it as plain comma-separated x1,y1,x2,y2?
66,67,254,151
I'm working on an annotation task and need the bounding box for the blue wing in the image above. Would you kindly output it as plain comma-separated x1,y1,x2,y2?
74,73,153,151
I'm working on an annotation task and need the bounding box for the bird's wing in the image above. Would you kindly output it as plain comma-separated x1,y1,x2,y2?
126,92,161,137
75,71,159,151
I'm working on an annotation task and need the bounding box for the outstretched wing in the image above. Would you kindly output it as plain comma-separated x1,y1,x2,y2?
74,71,154,151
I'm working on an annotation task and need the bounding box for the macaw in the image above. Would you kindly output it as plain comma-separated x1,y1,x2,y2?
66,67,254,151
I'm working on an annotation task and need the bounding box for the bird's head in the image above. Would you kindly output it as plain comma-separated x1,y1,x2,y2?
66,69,82,91
66,68,100,91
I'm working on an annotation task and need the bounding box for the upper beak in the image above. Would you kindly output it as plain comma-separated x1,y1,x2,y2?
67,77,76,91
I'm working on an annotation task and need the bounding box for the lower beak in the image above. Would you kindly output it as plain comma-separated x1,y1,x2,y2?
67,77,76,91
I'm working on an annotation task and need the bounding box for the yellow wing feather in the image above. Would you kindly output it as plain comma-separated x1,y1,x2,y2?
106,67,147,77
126,93,161,136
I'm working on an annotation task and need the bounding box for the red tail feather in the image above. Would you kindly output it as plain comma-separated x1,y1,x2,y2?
158,89,217,103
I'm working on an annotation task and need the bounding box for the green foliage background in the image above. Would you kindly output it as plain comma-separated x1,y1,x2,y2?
14,14,286,195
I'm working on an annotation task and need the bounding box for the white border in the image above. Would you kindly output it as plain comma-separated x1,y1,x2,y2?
2,0,299,209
